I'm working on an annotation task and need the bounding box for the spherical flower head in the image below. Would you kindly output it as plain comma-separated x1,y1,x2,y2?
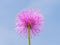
16,9,44,38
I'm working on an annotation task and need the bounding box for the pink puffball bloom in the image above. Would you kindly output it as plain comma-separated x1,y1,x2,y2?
16,9,44,38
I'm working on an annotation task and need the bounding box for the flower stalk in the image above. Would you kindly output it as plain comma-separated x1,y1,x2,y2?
28,26,31,45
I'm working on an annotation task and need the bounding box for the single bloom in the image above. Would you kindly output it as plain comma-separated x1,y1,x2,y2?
16,9,44,38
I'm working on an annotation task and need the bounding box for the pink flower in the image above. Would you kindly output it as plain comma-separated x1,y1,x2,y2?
16,9,44,38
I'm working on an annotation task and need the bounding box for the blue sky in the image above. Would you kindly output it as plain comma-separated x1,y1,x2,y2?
0,0,60,45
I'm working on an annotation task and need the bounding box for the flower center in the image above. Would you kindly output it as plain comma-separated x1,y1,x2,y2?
27,24,31,29
25,19,35,29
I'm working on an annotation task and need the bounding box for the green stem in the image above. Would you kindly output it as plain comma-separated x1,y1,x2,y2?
28,26,31,45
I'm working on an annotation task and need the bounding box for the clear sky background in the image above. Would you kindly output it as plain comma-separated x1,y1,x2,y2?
0,0,60,45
